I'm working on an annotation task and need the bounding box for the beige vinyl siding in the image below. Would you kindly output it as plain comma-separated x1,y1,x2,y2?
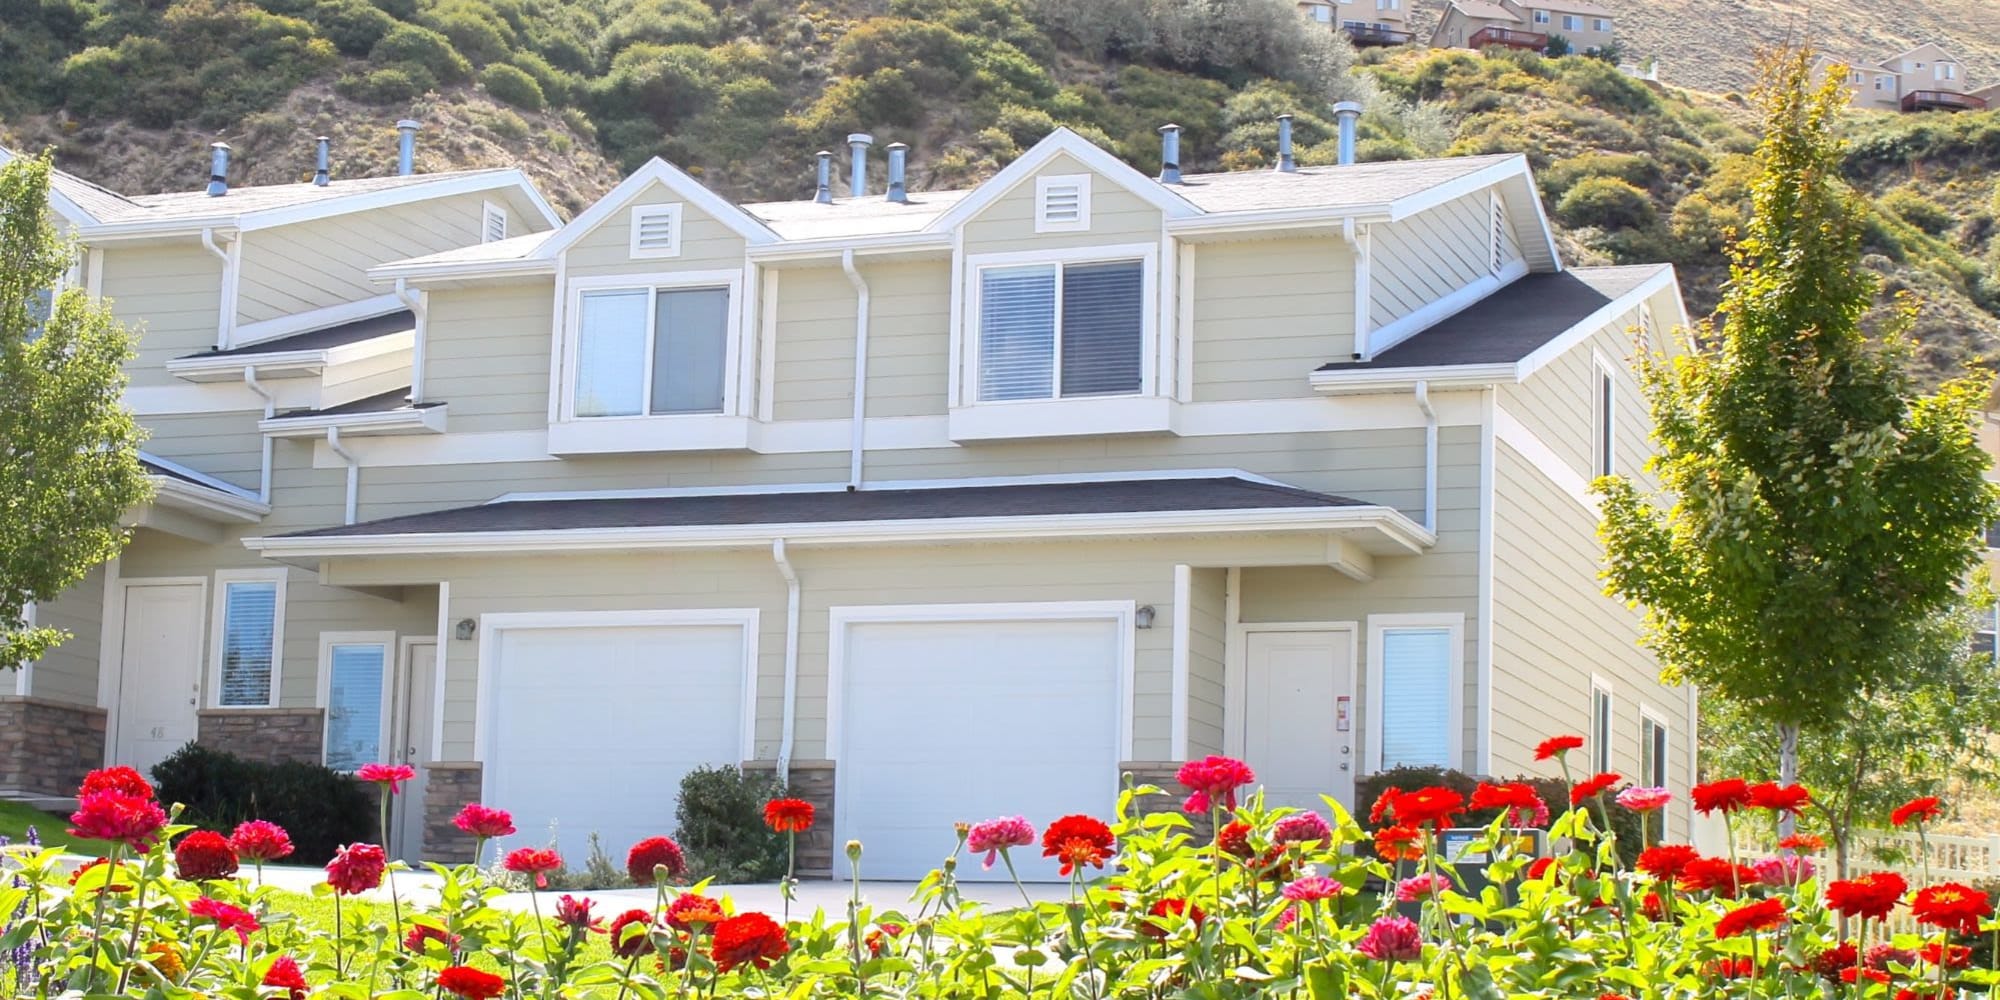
105,245,224,388
563,181,747,278
1370,192,1494,327
141,411,267,489
422,281,556,433
1498,295,1665,486
1191,236,1354,401
30,563,107,706
1187,566,1227,757
861,260,951,419
771,266,858,422
236,193,490,326
962,154,1163,255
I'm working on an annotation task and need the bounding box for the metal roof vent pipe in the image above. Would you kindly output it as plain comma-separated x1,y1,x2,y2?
1158,123,1183,184
847,132,873,198
886,142,909,204
396,119,420,175
814,150,834,204
206,142,230,197
313,136,331,186
1333,101,1363,165
1275,114,1297,173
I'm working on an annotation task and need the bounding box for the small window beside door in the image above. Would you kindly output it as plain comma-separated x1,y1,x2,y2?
211,570,286,708
1367,613,1465,771
319,632,393,773
1639,711,1669,788
1590,678,1615,774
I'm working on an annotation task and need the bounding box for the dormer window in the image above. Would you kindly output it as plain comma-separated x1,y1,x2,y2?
1035,175,1091,233
482,201,508,243
629,204,683,259
978,257,1143,401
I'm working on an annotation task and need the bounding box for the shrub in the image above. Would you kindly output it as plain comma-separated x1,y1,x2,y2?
674,764,787,883
1879,187,1954,236
307,0,396,56
369,24,471,83
1542,34,1571,57
1558,175,1657,230
1542,151,1661,198
337,65,435,104
479,62,544,110
150,742,372,864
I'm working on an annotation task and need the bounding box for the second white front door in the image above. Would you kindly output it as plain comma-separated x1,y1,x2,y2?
113,581,207,776
1240,629,1355,813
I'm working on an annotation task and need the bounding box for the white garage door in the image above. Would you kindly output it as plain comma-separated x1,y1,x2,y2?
485,622,749,861
835,614,1123,881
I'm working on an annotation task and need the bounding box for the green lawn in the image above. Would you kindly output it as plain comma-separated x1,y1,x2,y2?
265,890,616,970
0,799,114,855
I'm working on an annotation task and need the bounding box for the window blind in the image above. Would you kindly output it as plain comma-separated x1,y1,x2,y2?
324,643,385,773
1640,717,1667,787
1592,688,1613,772
218,582,278,707
1060,261,1144,397
977,260,1143,402
1378,628,1452,768
978,265,1057,401
574,290,648,416
650,287,730,414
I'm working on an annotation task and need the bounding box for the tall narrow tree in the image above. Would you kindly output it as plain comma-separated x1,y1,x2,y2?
0,152,150,671
1596,48,1998,807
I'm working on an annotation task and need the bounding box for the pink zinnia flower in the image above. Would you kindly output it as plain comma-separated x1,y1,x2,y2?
356,763,418,794
554,894,603,931
966,816,1037,869
452,803,516,839
1753,855,1815,888
1280,876,1346,902
68,790,167,852
504,847,562,888
228,820,294,863
1395,873,1452,902
1357,915,1423,961
188,896,261,943
1176,755,1256,814
1271,811,1332,846
1617,786,1673,812
326,842,388,895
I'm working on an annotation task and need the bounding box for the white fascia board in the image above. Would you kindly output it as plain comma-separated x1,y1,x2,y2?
1512,266,1677,380
1384,156,1529,221
532,158,780,259
1309,364,1517,394
926,128,1202,234
238,170,559,233
231,294,406,348
151,476,271,523
244,505,1437,560
1166,206,1390,236
259,403,445,438
164,330,415,382
745,231,954,263
369,254,558,284
489,467,1295,504
139,450,262,500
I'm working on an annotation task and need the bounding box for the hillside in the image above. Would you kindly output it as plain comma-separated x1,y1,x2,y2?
0,0,1996,378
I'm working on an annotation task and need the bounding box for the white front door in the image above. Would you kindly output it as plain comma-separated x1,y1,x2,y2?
1241,629,1355,813
393,641,437,862
113,582,207,776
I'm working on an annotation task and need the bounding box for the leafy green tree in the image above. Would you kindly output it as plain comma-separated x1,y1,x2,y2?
1597,47,1998,827
0,153,150,671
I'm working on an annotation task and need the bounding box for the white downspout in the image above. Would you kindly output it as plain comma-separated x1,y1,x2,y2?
841,249,870,491
242,365,274,503
772,538,802,787
201,228,234,350
1414,380,1437,533
1342,218,1373,362
326,426,358,525
394,278,428,404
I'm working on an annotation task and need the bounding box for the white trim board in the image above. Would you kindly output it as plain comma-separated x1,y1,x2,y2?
77,170,559,242
230,294,407,349
1493,404,1597,513
925,129,1199,234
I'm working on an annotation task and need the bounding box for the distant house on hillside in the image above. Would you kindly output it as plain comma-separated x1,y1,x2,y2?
1429,0,1615,56
1296,0,1413,46
1815,43,1987,112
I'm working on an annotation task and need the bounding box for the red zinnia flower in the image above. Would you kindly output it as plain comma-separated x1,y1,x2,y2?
188,896,261,943
1691,779,1753,815
68,790,167,851
553,895,602,932
1140,898,1206,938
1387,787,1464,828
1636,844,1701,882
68,857,133,893
1779,833,1826,853
229,820,294,863
1534,735,1585,761
1470,782,1541,814
1374,824,1425,862
1867,944,1918,970
1677,857,1756,896
79,766,153,800
1747,782,1811,815
1570,773,1622,806
1911,882,1992,935
173,830,240,881
1216,820,1255,859
607,909,656,958
665,893,724,933
355,763,418,794
326,842,388,895
452,804,515,839
710,912,789,973
1639,891,1665,921
1368,788,1403,825
262,955,308,1000
1714,897,1787,938
406,922,463,954
1707,957,1755,978
1826,871,1908,923
1921,942,1972,968
1892,796,1944,828
503,847,562,889
1811,942,1859,979
865,923,904,955
438,965,507,1000
1175,755,1256,814
627,836,687,885
1526,856,1557,881
1041,814,1115,876
763,798,815,834
1844,968,1892,985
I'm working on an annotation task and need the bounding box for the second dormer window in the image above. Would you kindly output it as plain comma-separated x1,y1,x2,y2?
573,284,730,416
977,258,1144,402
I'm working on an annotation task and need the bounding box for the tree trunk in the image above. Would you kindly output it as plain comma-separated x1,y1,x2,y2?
1777,722,1799,839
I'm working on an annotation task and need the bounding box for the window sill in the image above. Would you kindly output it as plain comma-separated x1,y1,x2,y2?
948,396,1177,443
548,414,755,455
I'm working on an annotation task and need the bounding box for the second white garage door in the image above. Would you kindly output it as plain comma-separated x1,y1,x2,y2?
833,608,1127,881
483,617,753,861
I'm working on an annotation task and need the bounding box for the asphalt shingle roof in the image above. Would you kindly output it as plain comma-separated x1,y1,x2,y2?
177,310,415,360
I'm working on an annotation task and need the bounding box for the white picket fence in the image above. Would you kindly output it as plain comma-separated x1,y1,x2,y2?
1739,829,2000,935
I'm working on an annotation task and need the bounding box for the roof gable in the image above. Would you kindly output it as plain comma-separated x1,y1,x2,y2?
531,157,779,260
926,128,1200,234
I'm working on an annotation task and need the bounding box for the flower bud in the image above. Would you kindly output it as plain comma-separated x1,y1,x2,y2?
846,839,863,862
943,855,958,873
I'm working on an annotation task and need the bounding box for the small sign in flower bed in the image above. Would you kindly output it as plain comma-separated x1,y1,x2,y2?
2,741,1997,998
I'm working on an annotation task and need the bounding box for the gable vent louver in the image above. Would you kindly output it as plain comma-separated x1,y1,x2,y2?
629,204,683,259
1489,195,1509,275
1035,175,1090,233
482,201,508,243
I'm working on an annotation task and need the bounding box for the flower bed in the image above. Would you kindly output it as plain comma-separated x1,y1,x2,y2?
2,743,1996,998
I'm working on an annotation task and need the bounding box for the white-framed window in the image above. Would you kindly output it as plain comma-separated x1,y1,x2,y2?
1034,174,1092,233
1940,63,1957,81
209,568,286,708
1592,17,1609,31
1590,676,1615,774
1593,352,1617,477
563,271,741,419
628,203,684,259
968,245,1154,404
1365,613,1465,772
1378,0,1399,10
1638,708,1670,788
1532,9,1550,23
317,631,393,773
481,201,508,244
1876,76,1893,91
1561,14,1581,30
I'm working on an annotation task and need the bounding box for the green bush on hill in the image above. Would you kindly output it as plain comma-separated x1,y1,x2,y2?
479,61,544,110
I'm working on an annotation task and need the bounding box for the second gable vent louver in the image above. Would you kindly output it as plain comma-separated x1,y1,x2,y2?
1489,196,1509,274
1035,176,1089,232
629,204,682,258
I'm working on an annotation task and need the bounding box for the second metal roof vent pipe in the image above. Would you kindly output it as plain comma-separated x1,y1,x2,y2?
206,142,230,197
814,151,834,204
1158,123,1183,184
396,119,421,176
1275,114,1297,173
1333,101,1363,166
885,142,909,204
313,136,331,186
847,132,873,198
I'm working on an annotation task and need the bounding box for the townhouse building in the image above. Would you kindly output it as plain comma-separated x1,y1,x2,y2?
1816,43,1988,113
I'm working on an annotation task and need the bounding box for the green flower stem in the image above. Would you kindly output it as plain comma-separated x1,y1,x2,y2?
110,857,152,993
84,842,121,989
333,890,345,978
612,951,642,1000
